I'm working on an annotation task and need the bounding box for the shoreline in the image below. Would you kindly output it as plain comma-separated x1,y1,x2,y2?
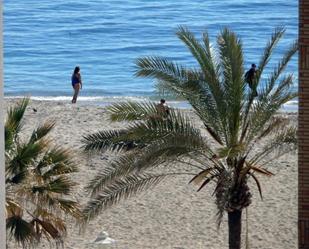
4,95,299,112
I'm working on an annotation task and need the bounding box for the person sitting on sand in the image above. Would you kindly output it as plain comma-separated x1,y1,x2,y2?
245,64,258,97
156,99,170,117
71,66,82,104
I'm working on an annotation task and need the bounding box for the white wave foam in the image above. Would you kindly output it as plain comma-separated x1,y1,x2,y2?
5,95,149,102
5,95,298,112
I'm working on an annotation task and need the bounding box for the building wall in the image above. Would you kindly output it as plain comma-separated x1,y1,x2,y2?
299,0,309,248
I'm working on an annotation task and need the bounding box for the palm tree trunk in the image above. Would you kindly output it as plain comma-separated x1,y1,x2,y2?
228,210,242,249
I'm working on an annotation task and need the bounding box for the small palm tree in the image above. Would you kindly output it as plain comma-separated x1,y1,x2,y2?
5,98,82,248
82,27,297,249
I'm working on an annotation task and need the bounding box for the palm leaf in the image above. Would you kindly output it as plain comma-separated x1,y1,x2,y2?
82,129,137,152
197,174,220,192
5,98,30,151
245,90,296,147
176,27,227,143
217,28,245,147
7,216,36,246
40,148,77,178
55,198,82,219
83,106,209,155
259,41,298,98
83,173,166,222
176,26,220,87
248,172,263,200
107,101,159,122
85,126,210,197
256,27,286,83
6,98,29,136
29,121,55,143
256,116,289,140
189,168,215,185
32,176,76,195
174,74,225,145
249,126,297,165
135,56,187,89
6,139,48,182
241,27,288,135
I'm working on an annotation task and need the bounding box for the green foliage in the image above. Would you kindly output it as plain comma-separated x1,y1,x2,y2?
5,98,82,248
82,26,297,231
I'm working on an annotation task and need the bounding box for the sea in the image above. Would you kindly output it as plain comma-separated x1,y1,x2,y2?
3,0,298,110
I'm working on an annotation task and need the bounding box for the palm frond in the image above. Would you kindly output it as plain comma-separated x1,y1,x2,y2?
197,174,220,192
176,26,228,143
248,172,263,200
29,121,55,143
175,74,226,145
176,26,220,86
6,140,48,183
83,106,208,155
85,127,210,197
256,116,289,140
5,98,29,136
82,129,138,152
5,98,30,151
107,101,159,122
7,216,36,247
55,198,82,219
244,77,296,146
217,144,246,159
238,162,273,186
32,176,76,195
6,199,36,245
256,27,286,83
249,126,297,165
31,209,66,245
127,108,201,141
135,56,187,93
241,27,287,134
189,168,216,185
6,171,28,185
32,219,63,242
83,173,166,222
40,148,77,178
259,40,298,98
217,28,245,147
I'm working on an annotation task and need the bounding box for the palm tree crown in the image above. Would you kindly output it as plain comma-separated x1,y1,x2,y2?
82,27,297,249
5,99,82,248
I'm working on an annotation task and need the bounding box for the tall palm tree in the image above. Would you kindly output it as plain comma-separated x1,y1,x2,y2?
82,27,297,249
5,98,82,248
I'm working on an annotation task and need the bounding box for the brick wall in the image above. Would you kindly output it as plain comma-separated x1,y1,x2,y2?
299,0,309,248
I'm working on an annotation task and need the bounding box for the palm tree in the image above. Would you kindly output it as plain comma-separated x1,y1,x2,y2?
82,27,297,249
5,98,82,248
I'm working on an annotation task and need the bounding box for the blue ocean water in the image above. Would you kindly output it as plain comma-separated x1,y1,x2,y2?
4,0,298,101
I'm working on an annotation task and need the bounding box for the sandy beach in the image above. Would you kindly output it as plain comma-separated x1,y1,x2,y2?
5,98,298,249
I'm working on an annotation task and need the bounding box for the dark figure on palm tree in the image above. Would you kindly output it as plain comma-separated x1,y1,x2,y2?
245,64,258,97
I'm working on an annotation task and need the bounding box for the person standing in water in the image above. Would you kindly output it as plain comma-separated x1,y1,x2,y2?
71,66,82,103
